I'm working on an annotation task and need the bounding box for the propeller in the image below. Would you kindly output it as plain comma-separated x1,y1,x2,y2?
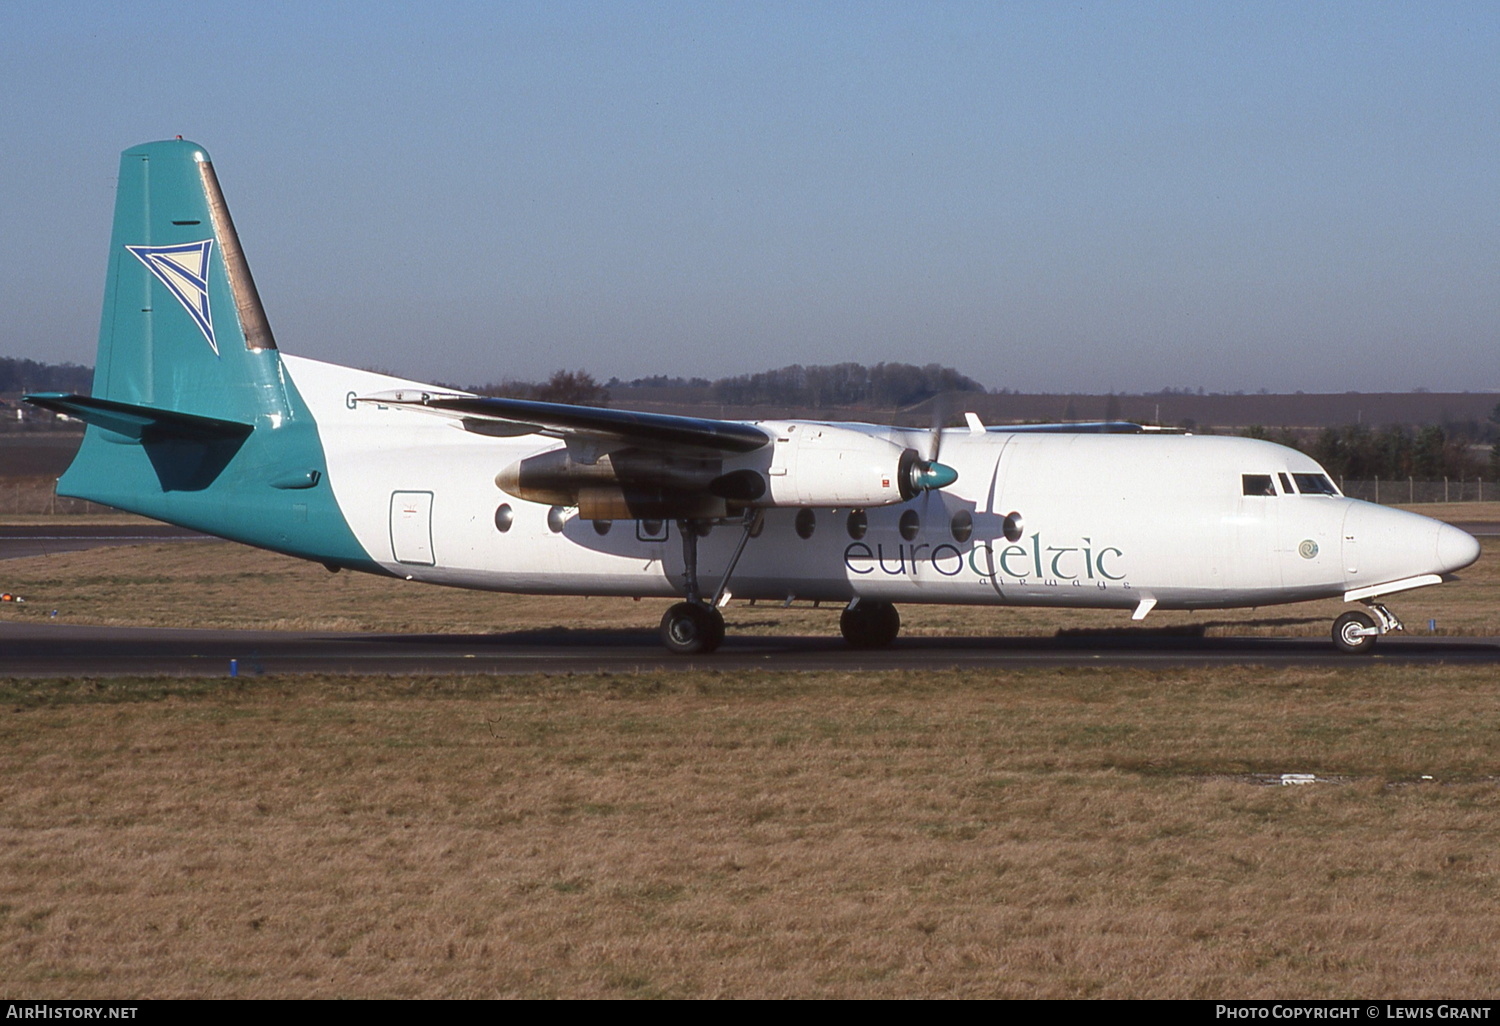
900,393,959,497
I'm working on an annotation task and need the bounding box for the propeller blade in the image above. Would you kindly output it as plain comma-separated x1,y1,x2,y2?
927,392,951,462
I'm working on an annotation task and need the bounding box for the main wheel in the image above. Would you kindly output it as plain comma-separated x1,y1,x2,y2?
659,601,725,655
840,600,901,649
1333,611,1378,655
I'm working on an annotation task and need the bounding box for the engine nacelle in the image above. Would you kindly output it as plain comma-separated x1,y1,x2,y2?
495,424,957,520
744,423,954,508
496,447,731,519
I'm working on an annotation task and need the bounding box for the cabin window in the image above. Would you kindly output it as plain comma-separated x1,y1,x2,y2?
494,503,514,533
795,508,816,539
636,519,668,542
1293,473,1339,496
1279,473,1294,494
593,519,612,536
1242,474,1275,496
1002,511,1024,543
899,509,920,541
846,510,867,540
547,505,568,533
950,509,973,543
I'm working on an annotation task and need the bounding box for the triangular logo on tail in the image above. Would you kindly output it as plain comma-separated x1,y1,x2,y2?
125,240,218,356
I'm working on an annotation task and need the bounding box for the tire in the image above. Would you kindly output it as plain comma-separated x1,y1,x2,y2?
659,602,725,655
840,600,901,649
1333,611,1378,655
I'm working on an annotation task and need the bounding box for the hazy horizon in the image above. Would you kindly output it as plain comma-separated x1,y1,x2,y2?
3,3,1496,395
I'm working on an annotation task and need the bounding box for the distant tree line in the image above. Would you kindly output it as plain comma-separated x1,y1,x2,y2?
709,362,985,409
482,361,985,410
0,357,91,395
606,374,712,389
1243,407,1500,482
10,352,1495,481
465,369,611,406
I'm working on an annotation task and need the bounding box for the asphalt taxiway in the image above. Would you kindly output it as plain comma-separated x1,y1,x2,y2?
2,519,1494,677
0,524,209,560
3,620,1497,677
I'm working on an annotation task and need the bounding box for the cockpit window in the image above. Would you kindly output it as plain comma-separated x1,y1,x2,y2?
1242,474,1276,496
1278,473,1294,494
1292,473,1339,496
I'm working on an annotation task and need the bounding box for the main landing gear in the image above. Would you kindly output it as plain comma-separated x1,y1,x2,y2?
660,601,725,655
659,511,760,656
839,599,901,649
655,512,908,654
1332,603,1403,655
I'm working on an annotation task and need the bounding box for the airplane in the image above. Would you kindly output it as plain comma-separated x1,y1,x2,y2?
26,140,1482,656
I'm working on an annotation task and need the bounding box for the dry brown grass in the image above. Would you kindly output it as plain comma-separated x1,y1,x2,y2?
2,666,1499,998
1,529,1495,640
2,512,1495,997
1396,501,1500,521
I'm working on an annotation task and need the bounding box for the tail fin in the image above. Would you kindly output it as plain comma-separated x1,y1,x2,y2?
28,141,373,568
91,139,290,422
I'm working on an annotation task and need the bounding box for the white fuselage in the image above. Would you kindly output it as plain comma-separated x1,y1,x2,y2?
285,356,1478,614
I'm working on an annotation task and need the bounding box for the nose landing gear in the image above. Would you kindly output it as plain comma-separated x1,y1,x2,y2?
1332,603,1403,655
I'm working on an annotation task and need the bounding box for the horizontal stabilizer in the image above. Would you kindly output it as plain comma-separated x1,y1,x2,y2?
24,393,253,442
359,390,771,456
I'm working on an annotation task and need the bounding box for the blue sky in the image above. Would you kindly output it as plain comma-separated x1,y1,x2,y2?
2,1,1496,394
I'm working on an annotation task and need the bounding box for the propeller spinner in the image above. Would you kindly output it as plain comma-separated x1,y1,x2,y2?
898,447,958,499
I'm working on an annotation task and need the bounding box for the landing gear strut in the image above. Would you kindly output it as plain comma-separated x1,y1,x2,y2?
1332,602,1403,655
840,599,901,649
658,511,760,656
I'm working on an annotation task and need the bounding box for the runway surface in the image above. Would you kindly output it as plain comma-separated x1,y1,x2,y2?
3,620,1497,677
2,518,1494,676
0,524,209,560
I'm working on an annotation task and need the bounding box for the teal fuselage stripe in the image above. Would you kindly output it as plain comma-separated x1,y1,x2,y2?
58,394,380,572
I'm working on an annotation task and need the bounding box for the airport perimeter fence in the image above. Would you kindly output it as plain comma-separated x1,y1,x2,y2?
0,479,113,515
1339,478,1490,504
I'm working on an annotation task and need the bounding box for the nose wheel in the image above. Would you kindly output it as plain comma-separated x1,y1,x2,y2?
1332,603,1402,655
1333,611,1377,654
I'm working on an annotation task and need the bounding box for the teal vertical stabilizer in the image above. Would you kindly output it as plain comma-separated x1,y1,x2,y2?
33,140,376,570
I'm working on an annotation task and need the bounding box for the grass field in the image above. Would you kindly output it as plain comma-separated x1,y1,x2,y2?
1,510,1497,998
2,666,1500,998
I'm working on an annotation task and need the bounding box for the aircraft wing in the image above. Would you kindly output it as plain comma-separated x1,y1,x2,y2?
999,421,1146,434
357,390,771,459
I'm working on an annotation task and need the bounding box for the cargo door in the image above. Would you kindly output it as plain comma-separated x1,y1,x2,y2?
390,490,435,565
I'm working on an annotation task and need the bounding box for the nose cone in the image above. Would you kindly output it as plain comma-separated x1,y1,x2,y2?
1436,522,1481,573
1341,503,1482,585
